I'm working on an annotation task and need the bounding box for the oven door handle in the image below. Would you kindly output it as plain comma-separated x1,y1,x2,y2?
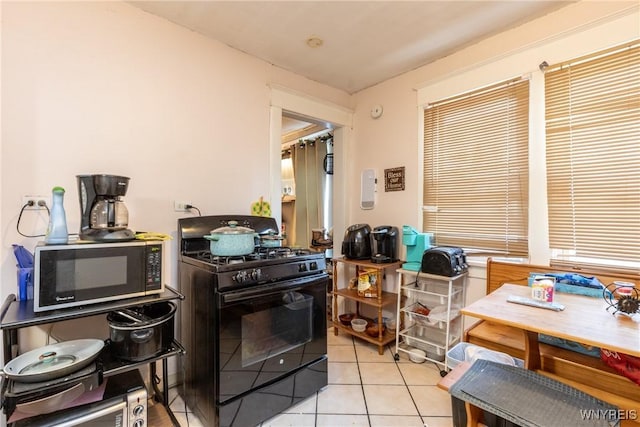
221,277,324,304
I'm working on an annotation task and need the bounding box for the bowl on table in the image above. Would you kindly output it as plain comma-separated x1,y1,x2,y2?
351,318,367,332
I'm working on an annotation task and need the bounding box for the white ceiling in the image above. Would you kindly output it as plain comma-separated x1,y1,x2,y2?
128,1,573,94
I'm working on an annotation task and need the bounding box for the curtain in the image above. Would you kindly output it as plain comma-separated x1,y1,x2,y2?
292,138,329,248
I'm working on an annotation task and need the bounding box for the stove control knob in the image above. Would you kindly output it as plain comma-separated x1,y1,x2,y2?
133,420,144,427
234,271,248,283
298,263,308,272
309,261,318,270
251,269,262,280
133,404,145,417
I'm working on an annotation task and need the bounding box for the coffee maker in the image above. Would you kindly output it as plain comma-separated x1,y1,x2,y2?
401,225,433,271
371,225,398,263
77,174,135,242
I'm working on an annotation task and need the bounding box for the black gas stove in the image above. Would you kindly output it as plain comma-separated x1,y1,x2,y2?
179,215,327,291
177,215,328,427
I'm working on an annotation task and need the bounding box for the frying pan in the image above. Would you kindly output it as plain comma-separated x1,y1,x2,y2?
2,339,104,383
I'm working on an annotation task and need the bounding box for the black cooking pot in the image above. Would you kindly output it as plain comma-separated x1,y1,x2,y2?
107,301,176,362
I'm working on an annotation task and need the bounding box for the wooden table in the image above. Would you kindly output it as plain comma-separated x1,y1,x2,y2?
461,283,640,370
440,284,640,426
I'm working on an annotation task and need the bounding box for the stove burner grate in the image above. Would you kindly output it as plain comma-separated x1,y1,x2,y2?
191,252,259,265
256,247,312,258
189,247,315,265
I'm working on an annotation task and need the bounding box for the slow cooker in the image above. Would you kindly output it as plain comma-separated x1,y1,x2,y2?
107,301,176,362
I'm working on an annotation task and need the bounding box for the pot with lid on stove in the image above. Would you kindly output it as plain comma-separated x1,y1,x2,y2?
203,220,258,256
341,224,372,260
258,230,285,248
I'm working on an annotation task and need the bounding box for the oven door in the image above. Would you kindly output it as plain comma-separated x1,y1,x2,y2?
11,395,129,427
216,274,327,403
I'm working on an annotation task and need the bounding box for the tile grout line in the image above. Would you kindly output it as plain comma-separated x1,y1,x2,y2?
353,335,374,427
390,342,429,425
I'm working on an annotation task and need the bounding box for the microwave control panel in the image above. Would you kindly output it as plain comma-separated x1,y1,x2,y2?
145,243,163,290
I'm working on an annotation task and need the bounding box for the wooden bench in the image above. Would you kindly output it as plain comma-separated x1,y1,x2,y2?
464,258,640,423
440,360,623,427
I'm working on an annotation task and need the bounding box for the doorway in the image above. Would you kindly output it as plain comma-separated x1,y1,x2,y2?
268,86,353,259
281,114,334,251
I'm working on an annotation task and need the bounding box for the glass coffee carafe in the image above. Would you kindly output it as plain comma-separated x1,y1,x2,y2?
90,196,129,230
77,174,135,241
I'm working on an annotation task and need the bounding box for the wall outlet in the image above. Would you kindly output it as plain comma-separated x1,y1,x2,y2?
174,201,191,212
23,195,51,210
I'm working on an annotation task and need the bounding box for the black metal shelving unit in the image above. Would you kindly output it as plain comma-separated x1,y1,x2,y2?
0,286,185,426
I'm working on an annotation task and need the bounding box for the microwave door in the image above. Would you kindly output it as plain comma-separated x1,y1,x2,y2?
34,243,147,312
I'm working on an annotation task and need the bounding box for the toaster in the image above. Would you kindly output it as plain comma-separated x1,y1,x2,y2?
420,246,468,276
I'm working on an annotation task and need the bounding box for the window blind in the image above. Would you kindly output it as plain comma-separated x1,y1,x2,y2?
545,41,640,269
423,78,529,256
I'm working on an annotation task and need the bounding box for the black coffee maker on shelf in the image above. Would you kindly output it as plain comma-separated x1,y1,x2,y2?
371,225,399,263
77,174,135,242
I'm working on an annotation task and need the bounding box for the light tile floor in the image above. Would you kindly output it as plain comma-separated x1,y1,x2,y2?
168,328,454,427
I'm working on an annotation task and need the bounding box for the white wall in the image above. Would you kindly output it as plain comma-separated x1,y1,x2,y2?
349,0,639,297
0,1,352,362
0,2,351,300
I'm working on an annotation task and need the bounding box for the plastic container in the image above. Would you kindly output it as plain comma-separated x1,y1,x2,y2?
351,318,367,332
408,348,426,363
44,186,68,244
386,318,397,331
425,343,446,362
13,244,34,301
405,337,446,362
532,276,555,302
17,268,34,301
447,342,524,369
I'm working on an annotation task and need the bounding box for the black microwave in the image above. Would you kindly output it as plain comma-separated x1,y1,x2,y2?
34,240,164,312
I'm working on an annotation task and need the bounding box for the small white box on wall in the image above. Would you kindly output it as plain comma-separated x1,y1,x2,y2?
361,169,376,210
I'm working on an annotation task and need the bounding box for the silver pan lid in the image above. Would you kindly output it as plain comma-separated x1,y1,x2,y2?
2,339,104,383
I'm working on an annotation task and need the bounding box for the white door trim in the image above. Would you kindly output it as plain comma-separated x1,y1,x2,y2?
269,86,353,254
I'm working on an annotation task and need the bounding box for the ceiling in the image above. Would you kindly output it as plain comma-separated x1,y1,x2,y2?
281,115,332,144
128,1,573,94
